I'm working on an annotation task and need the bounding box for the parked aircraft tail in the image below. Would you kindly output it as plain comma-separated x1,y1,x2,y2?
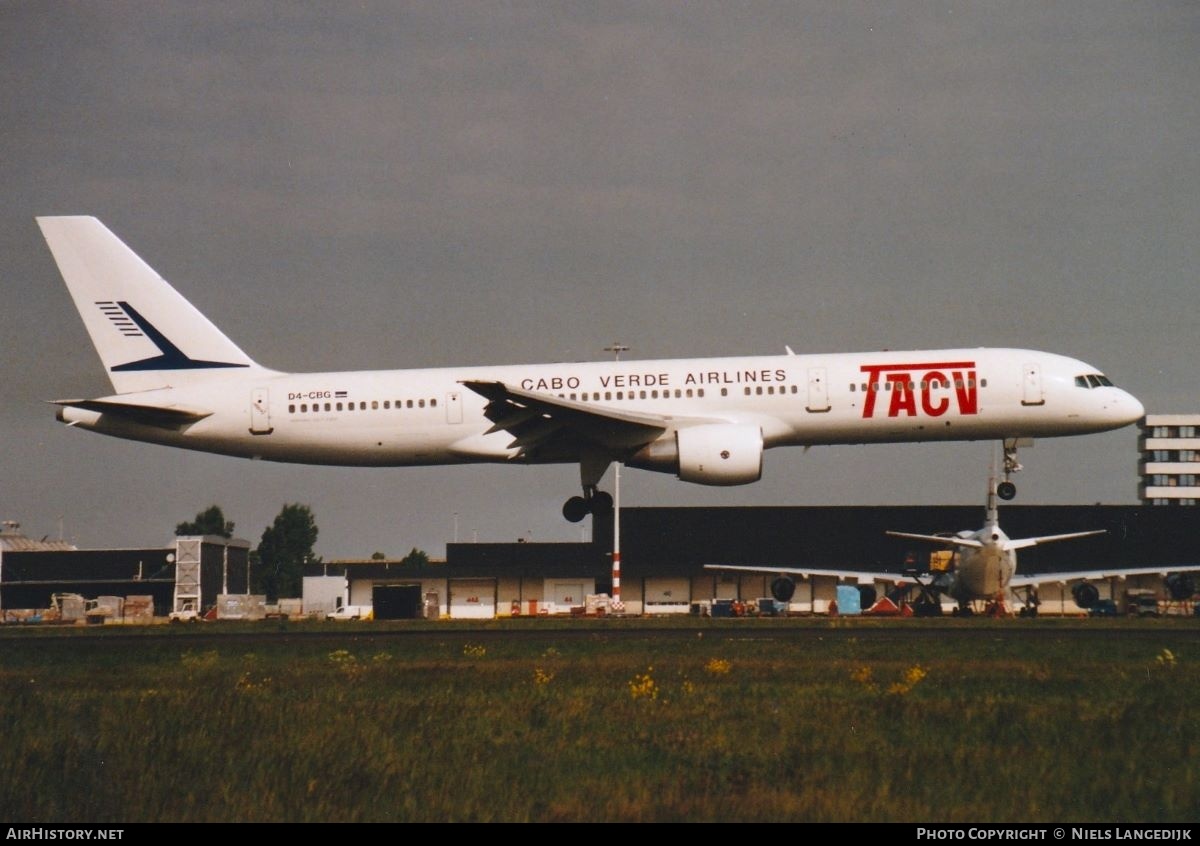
37,216,265,394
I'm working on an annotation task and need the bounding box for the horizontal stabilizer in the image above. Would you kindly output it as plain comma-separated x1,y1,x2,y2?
1005,530,1106,551
52,398,212,427
885,530,983,550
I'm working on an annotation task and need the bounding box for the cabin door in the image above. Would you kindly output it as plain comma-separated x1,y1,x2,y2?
806,367,831,413
250,388,273,434
1021,364,1044,406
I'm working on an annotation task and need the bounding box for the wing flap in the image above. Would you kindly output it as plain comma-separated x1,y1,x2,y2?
463,379,681,455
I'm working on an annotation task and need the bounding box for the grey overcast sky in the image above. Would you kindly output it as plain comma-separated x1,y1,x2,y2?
2,2,1198,557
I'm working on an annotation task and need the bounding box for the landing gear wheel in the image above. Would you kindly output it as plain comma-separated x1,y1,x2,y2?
914,598,942,617
562,496,589,523
590,491,614,514
996,481,1017,501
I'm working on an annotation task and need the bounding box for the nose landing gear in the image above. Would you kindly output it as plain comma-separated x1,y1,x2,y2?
997,438,1025,501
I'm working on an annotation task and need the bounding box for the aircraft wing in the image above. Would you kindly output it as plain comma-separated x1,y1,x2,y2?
885,531,983,550
703,563,922,586
462,380,716,456
1010,564,1200,589
51,398,213,427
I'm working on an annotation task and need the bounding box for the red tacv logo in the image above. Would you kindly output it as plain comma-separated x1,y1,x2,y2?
860,361,978,419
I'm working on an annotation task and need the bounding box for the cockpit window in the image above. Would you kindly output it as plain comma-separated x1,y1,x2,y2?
1076,373,1116,389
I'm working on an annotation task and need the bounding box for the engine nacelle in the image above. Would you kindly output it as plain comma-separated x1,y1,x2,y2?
770,576,796,603
1165,573,1195,601
1071,582,1100,609
629,423,763,486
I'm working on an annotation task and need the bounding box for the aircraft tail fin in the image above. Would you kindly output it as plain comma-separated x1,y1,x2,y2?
37,216,267,394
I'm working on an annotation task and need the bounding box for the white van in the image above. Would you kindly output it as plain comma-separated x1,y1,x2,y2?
327,605,372,621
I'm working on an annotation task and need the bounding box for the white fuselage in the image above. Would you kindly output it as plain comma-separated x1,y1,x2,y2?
58,346,1143,473
944,529,1019,603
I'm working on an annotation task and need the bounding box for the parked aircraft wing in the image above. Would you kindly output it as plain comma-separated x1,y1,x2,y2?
703,563,921,586
1010,564,1200,588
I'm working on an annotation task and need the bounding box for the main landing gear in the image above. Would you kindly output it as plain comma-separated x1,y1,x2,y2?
562,489,613,523
562,452,615,523
996,438,1025,501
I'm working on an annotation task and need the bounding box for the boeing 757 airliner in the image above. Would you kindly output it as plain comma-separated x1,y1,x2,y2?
38,217,1144,521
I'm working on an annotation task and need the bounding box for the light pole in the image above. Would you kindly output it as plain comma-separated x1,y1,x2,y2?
603,343,629,615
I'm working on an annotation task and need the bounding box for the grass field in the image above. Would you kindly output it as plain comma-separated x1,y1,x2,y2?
0,617,1197,823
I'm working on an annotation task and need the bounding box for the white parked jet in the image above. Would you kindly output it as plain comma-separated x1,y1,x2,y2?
706,480,1200,615
38,216,1145,521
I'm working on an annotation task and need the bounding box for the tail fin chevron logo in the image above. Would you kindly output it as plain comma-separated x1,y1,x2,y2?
98,301,249,372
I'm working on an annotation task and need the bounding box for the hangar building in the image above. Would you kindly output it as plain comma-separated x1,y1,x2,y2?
0,530,251,620
313,505,1199,619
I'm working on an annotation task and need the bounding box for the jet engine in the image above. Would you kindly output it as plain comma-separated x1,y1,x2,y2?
1165,573,1195,601
770,576,796,603
628,423,763,486
1071,582,1100,609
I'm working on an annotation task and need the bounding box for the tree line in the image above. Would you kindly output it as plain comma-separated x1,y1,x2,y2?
175,503,318,600
174,504,430,600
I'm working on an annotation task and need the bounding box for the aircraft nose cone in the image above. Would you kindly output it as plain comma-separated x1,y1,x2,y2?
1109,390,1145,426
